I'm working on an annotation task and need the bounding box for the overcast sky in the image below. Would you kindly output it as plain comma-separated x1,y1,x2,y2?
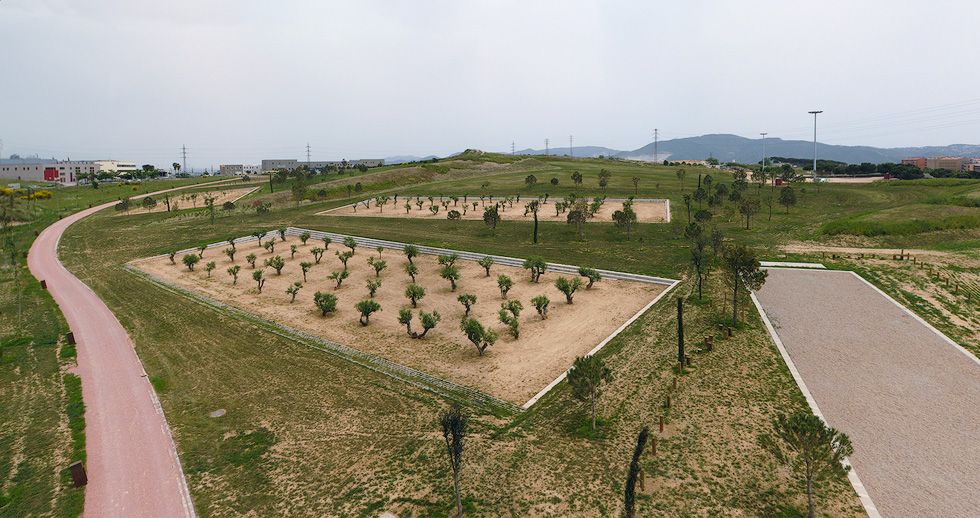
2,0,979,169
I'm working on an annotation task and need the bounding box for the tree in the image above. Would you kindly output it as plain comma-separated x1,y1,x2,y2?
227,265,241,284
299,231,311,245
440,264,460,291
404,245,419,264
343,236,357,253
310,247,325,264
246,253,257,268
571,171,583,189
441,404,468,518
497,274,513,298
612,204,638,240
285,281,302,302
252,269,266,293
168,251,177,264
264,255,286,275
475,256,494,277
182,253,200,271
457,294,477,315
498,300,522,338
483,205,500,235
566,355,613,431
398,309,441,338
336,250,354,269
313,291,338,316
405,283,426,308
577,267,602,289
522,256,547,282
354,300,381,326
224,247,236,262
263,240,276,254
759,412,853,518
763,194,775,221
202,261,216,277
141,196,157,213
531,295,550,319
676,168,687,191
205,196,217,225
404,263,419,283
720,243,768,325
437,253,459,267
524,200,540,243
299,261,313,281
624,427,651,518
554,276,584,303
690,232,709,300
252,231,266,248
460,317,497,356
328,270,350,289
738,197,761,230
447,209,461,229
322,237,332,249
683,194,693,224
367,257,387,277
779,186,797,213
365,278,381,298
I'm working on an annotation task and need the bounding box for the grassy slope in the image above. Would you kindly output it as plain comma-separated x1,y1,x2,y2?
53,154,901,516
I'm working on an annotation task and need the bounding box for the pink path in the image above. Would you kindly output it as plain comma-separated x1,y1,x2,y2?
26,183,232,517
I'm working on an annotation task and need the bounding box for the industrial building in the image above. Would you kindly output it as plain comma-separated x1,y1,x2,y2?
0,158,139,185
218,164,262,176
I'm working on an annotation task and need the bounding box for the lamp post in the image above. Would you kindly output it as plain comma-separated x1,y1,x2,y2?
808,110,822,180
760,132,767,187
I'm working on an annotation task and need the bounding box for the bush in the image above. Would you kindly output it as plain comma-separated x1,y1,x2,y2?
223,201,235,210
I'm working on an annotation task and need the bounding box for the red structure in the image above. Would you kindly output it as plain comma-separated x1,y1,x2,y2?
44,168,58,181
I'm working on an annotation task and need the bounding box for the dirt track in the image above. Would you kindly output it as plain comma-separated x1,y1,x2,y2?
755,269,980,517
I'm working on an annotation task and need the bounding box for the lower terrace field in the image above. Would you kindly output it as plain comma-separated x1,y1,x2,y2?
319,197,669,223
131,230,670,404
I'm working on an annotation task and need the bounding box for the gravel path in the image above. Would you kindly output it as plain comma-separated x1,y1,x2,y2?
755,269,980,517
26,181,225,517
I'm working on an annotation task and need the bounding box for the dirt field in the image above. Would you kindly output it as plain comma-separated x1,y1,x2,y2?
755,268,980,517
121,187,258,215
131,237,666,404
319,198,669,223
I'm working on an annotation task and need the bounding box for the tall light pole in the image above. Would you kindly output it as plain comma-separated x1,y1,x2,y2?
760,132,767,185
808,110,822,180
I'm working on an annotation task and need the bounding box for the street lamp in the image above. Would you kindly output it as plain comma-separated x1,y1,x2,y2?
808,110,822,180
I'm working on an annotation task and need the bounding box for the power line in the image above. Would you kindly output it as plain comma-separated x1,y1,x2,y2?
181,145,187,174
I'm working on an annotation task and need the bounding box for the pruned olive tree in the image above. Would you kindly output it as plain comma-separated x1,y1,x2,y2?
554,276,584,303
440,264,460,291
477,256,494,276
252,269,265,293
404,244,419,264
328,269,350,289
285,281,302,302
354,299,381,326
397,309,442,339
313,291,338,316
182,253,200,271
498,300,522,338
405,283,426,308
577,267,602,289
459,317,497,356
497,274,513,298
531,295,550,319
457,293,477,315
523,256,547,282
227,265,241,284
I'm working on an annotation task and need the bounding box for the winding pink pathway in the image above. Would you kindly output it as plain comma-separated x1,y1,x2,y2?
26,182,233,517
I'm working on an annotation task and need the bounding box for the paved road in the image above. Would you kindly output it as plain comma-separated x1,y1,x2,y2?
755,269,980,517
26,182,231,517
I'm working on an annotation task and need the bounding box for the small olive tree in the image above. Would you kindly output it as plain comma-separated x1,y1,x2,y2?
354,299,381,325
531,295,550,319
328,270,350,289
459,317,497,356
397,309,442,338
523,256,547,282
457,294,477,315
285,282,302,302
497,274,513,298
227,265,241,284
477,256,494,276
554,276,584,303
182,253,200,271
313,291,338,316
577,267,602,289
246,253,257,268
440,264,460,291
252,269,266,293
405,283,426,308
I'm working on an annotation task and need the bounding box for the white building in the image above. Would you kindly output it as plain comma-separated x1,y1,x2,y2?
219,164,261,176
0,159,140,185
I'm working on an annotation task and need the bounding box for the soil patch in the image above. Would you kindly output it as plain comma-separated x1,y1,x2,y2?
131,238,666,404
319,198,668,223
119,187,258,215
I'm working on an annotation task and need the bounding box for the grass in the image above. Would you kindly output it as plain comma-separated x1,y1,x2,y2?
18,152,980,516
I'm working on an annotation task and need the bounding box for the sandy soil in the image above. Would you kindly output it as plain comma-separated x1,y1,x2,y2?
319,198,669,223
756,269,980,517
120,187,258,215
131,239,666,404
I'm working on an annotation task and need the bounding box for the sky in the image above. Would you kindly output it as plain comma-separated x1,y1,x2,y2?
2,0,980,169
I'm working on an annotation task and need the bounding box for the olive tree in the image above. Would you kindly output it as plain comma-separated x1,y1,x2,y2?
310,246,325,264
554,276,584,303
322,236,332,249
204,261,216,277
404,263,419,283
459,317,497,356
367,257,387,277
343,236,357,253
246,253,257,269
354,300,381,326
252,269,266,293
523,256,547,282
440,265,460,292
531,295,550,319
366,279,381,297
227,265,241,284
285,281,302,302
328,270,350,289
182,253,200,271
405,283,426,308
299,231,311,244
299,261,313,281
263,255,286,275
497,274,513,298
224,247,236,262
457,293,477,315
404,244,419,264
313,291,338,316
567,354,612,431
263,240,275,254
498,300,522,338
336,250,354,269
397,309,442,339
477,256,494,276
577,267,602,289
